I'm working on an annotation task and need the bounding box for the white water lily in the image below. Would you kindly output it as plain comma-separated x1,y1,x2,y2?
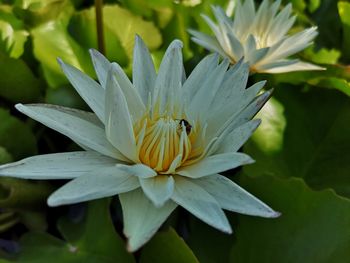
0,36,279,251
189,0,325,73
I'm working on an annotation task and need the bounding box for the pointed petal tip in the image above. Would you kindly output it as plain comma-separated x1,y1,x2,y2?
271,210,282,218
134,34,145,46
56,57,64,66
126,239,141,253
169,39,183,49
14,103,24,111
89,48,100,57
47,196,60,207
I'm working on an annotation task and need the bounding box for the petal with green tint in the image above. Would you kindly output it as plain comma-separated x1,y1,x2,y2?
58,59,105,122
0,151,116,179
216,120,261,154
188,30,226,57
140,176,175,207
110,62,145,119
172,176,232,233
120,189,177,252
187,59,229,121
178,153,254,179
89,49,110,88
48,167,139,206
105,68,138,162
153,40,183,114
194,174,280,218
15,104,126,161
133,35,156,105
210,89,273,142
117,164,157,178
182,53,219,100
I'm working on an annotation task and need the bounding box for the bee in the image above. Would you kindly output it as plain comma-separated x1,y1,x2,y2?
178,119,192,135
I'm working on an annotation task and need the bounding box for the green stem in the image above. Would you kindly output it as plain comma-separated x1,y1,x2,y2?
95,0,105,55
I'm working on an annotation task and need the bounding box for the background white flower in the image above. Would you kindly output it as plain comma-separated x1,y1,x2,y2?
0,36,279,252
189,0,325,73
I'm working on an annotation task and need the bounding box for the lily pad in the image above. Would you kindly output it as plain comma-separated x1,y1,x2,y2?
140,228,198,263
3,199,135,263
245,85,350,198
230,175,350,263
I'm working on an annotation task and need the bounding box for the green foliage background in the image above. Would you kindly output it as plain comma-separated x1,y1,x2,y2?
0,0,350,262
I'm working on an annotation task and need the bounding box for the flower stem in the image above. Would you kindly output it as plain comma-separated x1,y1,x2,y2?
95,0,105,55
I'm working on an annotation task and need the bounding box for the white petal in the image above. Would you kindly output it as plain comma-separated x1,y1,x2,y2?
105,67,138,162
153,40,183,114
178,152,254,179
172,176,232,233
140,176,175,207
133,35,156,104
226,32,244,61
205,62,250,138
116,163,157,178
211,89,273,142
261,27,318,63
262,60,325,73
58,59,105,122
248,47,269,65
47,167,140,206
15,104,126,160
233,0,255,37
194,174,280,218
89,49,110,88
217,119,261,154
188,59,230,121
110,62,145,120
207,80,265,145
120,189,177,252
182,53,219,101
188,30,226,57
0,151,116,179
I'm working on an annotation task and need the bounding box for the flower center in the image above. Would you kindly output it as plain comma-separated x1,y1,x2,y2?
135,116,195,173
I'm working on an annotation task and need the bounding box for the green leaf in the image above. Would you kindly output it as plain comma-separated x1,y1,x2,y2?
245,86,350,198
0,108,37,159
0,5,28,57
0,51,41,103
303,47,340,65
31,7,94,88
338,1,350,61
187,217,234,263
140,228,199,263
230,175,350,263
57,198,135,263
259,63,350,98
311,0,342,50
0,146,12,164
0,177,53,209
13,0,69,27
45,85,88,110
69,4,162,65
7,199,135,263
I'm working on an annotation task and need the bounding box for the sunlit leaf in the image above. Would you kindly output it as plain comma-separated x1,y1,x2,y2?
0,5,28,57
69,4,162,65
